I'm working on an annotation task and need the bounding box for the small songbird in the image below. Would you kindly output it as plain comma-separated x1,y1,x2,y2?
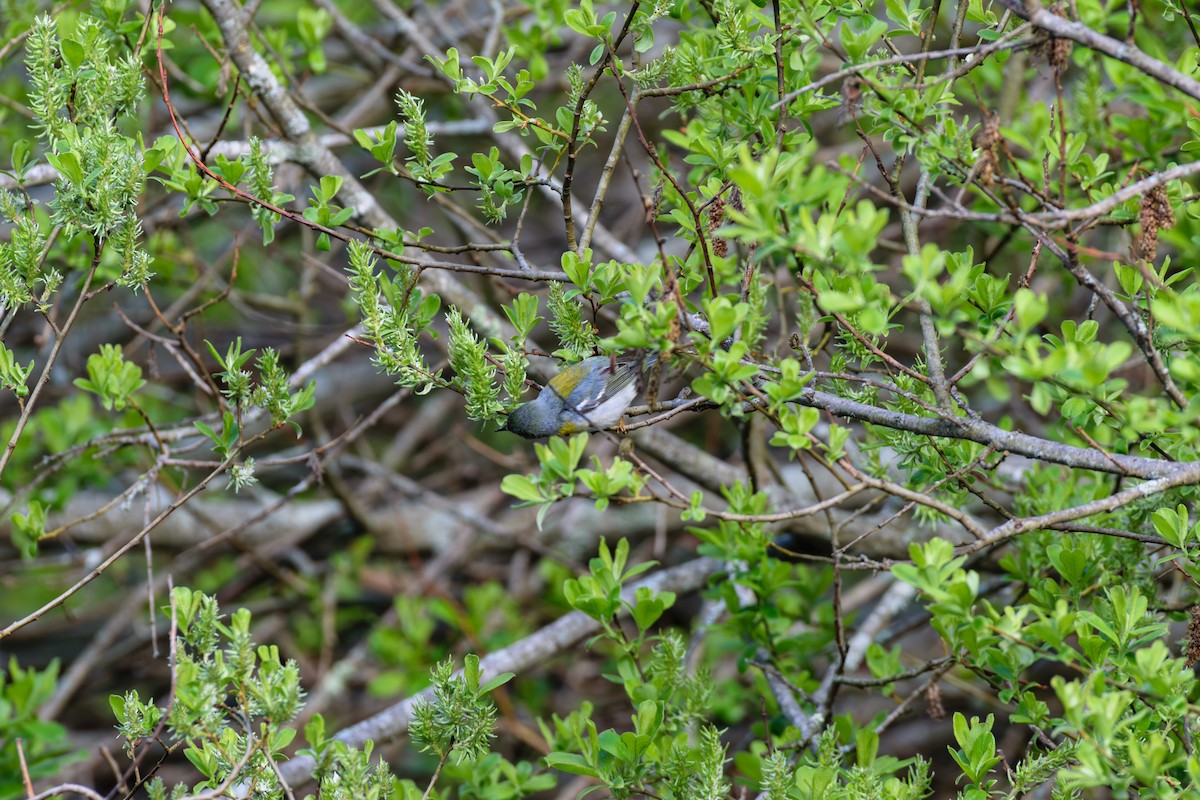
500,354,654,439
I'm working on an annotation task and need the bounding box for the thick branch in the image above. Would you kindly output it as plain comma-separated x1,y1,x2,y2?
799,386,1186,479
998,0,1200,102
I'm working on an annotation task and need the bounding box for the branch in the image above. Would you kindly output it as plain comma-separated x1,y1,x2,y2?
775,34,1035,108
965,462,1200,553
998,0,1200,102
831,157,1200,231
798,386,1188,480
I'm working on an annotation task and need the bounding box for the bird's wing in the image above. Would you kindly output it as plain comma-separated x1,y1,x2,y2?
572,360,642,414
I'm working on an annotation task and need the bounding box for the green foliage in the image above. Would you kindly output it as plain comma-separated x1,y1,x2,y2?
198,337,315,438
73,343,146,411
9,0,1200,798
948,713,1001,793
547,280,597,359
501,435,648,525
738,727,932,800
246,137,294,245
22,14,150,288
562,539,668,638
111,588,449,799
542,543,736,800
445,752,557,799
394,90,457,189
0,341,33,399
447,306,502,421
464,147,528,224
303,175,355,251
410,654,512,765
298,727,399,800
9,498,47,558
252,347,317,427
369,582,529,698
501,433,590,528
296,7,332,74
895,536,1200,797
496,292,540,408
0,659,81,800
346,239,440,393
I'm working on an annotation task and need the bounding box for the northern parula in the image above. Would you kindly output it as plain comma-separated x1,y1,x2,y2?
500,354,655,439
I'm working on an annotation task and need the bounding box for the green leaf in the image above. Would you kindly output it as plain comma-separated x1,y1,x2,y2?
545,752,599,776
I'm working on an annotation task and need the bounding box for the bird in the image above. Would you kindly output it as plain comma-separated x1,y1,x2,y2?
499,354,655,439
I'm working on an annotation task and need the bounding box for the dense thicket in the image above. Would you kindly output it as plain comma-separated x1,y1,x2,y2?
4,1,1200,798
